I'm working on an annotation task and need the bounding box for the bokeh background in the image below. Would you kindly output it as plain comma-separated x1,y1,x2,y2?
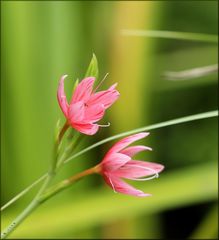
1,1,218,239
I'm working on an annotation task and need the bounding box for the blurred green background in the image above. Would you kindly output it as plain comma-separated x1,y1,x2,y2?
1,1,218,239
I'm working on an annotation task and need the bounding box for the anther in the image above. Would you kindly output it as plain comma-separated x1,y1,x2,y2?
98,122,110,127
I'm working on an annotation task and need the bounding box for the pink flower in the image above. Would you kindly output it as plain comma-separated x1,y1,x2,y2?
98,133,164,197
57,75,119,135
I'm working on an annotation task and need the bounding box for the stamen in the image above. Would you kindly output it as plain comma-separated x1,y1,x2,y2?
108,176,117,193
94,73,109,92
124,165,159,181
98,122,110,127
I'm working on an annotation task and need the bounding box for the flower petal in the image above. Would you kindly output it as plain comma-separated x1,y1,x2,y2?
102,153,131,172
115,160,164,179
103,174,151,197
106,132,150,155
87,85,120,109
72,122,99,135
68,101,85,123
120,145,152,157
108,83,118,90
71,77,95,104
57,75,69,117
84,104,105,123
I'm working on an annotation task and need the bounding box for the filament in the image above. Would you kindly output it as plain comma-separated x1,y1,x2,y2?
94,73,109,92
108,176,117,193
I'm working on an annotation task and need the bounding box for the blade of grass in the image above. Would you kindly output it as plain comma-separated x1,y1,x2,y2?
121,29,218,43
64,110,218,164
1,110,218,211
163,64,218,81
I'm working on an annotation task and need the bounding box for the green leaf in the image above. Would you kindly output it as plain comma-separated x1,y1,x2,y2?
84,53,99,79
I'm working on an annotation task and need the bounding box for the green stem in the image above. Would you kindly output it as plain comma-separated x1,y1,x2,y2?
1,110,218,212
50,121,71,175
1,200,38,239
39,165,99,203
56,131,82,171
58,121,69,144
1,120,73,238
1,166,99,239
1,174,53,239
0,174,48,212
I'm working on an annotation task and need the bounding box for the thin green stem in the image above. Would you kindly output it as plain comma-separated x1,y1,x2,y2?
64,110,218,164
58,121,69,144
39,165,99,203
0,174,48,211
1,120,72,238
56,130,82,170
1,110,218,212
1,201,38,239
1,174,53,239
121,29,218,43
1,166,99,239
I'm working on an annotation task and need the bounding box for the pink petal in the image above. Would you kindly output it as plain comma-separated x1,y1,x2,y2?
108,83,118,90
102,153,131,172
72,122,99,135
120,145,152,157
106,133,150,155
68,101,85,123
87,86,120,109
57,75,69,117
103,174,151,197
71,77,95,104
115,160,164,179
84,104,105,123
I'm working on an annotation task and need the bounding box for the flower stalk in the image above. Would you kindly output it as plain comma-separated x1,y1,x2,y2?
58,121,70,144
1,174,53,239
1,165,99,239
39,165,100,203
1,120,73,239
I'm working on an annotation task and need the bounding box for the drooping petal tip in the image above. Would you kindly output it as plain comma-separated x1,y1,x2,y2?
57,75,69,117
121,145,152,157
137,192,152,197
107,132,150,155
62,74,68,79
109,82,118,90
137,132,150,138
